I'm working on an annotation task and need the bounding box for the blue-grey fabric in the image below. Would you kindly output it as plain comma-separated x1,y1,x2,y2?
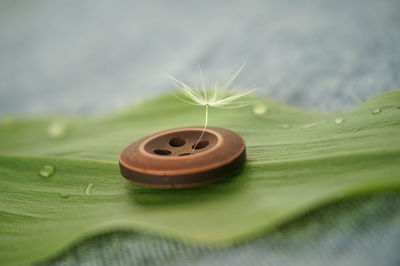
39,192,400,266
1,0,399,265
0,0,399,115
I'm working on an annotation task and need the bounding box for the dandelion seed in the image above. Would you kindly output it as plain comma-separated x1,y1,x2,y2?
167,65,255,153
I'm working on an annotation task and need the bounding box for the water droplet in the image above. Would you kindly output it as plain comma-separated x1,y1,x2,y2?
85,183,94,195
252,103,267,115
38,165,55,178
372,108,381,114
335,118,344,124
47,122,67,138
281,124,290,129
59,193,70,199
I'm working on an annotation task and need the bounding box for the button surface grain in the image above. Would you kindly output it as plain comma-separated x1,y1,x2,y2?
119,127,246,188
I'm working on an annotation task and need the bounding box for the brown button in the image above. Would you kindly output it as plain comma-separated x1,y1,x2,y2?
119,127,246,188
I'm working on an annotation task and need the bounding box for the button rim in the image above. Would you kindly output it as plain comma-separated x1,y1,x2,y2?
119,126,246,188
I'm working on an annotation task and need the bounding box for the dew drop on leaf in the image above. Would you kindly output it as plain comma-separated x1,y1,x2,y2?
335,118,344,124
85,183,94,195
47,122,67,138
252,103,267,115
38,165,55,178
372,108,381,114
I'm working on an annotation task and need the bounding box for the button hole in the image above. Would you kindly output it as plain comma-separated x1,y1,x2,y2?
153,149,172,155
169,137,186,147
192,140,209,149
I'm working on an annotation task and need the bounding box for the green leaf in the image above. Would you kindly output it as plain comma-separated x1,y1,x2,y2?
1,91,399,265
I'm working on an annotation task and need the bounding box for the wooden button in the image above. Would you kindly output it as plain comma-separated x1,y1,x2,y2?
119,127,246,188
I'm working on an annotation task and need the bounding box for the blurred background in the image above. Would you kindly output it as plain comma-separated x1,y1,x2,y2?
1,0,399,116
